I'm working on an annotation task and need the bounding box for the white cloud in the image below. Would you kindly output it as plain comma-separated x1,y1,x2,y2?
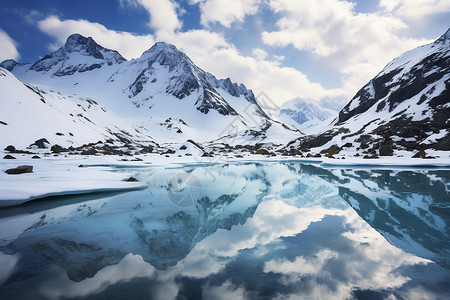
37,15,155,59
0,30,20,61
264,249,338,275
273,55,285,62
164,29,230,58
202,281,247,300
379,0,450,19
179,45,339,105
262,0,431,98
252,48,268,60
40,254,156,299
191,0,261,27
23,10,43,25
121,0,182,34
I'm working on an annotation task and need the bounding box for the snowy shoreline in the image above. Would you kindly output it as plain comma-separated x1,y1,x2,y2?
1,153,449,208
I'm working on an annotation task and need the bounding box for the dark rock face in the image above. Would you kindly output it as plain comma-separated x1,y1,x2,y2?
195,86,237,116
3,154,16,159
287,128,350,152
5,165,33,174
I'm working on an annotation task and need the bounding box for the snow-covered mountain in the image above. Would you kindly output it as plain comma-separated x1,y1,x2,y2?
1,34,298,149
278,98,340,134
28,34,126,76
284,28,450,158
0,67,158,153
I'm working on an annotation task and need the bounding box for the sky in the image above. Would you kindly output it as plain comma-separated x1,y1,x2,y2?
0,0,449,107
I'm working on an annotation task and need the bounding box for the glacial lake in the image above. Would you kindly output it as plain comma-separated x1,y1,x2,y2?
0,162,449,299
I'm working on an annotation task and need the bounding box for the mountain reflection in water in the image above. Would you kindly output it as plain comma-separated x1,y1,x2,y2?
0,162,449,299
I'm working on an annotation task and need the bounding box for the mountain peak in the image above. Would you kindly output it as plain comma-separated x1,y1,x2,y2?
62,33,126,63
63,34,103,59
65,33,90,45
141,41,191,65
28,33,126,75
152,41,179,51
65,34,95,50
0,59,19,71
436,27,450,44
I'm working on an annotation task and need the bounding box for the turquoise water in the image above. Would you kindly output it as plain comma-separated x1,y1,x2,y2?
0,162,449,299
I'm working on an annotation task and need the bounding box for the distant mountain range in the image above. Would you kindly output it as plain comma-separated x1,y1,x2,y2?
277,98,340,134
1,28,449,158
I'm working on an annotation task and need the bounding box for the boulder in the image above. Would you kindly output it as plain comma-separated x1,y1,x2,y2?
3,155,16,159
321,144,341,157
30,138,50,149
255,149,270,155
81,149,98,155
31,155,41,159
4,145,16,153
400,126,422,138
51,144,67,153
126,176,139,182
379,144,394,156
5,165,33,174
342,143,353,148
140,146,154,154
412,150,426,158
435,134,450,150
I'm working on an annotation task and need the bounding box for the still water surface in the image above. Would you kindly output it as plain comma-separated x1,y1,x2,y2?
0,162,449,299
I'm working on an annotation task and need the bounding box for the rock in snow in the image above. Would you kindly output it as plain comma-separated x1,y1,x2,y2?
5,165,33,174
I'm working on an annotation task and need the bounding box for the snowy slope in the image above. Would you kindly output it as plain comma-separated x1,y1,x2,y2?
2,34,298,145
0,67,156,151
284,28,450,158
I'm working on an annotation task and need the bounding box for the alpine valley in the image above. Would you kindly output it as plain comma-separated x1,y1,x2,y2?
0,21,450,300
1,29,449,159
